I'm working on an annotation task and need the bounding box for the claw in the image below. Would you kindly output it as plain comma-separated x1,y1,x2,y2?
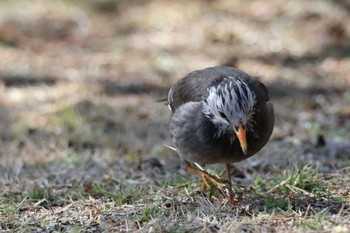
184,164,235,204
185,165,226,193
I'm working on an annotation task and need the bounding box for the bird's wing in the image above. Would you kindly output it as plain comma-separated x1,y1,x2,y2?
167,67,225,112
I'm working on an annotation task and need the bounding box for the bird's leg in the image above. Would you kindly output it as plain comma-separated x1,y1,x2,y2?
184,165,226,193
226,164,234,204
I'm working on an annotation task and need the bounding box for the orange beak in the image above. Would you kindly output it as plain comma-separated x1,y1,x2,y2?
234,123,247,155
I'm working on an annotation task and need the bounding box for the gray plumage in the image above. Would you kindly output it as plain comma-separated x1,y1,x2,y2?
168,66,274,165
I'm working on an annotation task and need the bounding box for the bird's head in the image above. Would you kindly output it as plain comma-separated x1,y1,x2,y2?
202,77,257,155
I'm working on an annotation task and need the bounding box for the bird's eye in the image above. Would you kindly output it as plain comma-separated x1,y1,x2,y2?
218,111,229,121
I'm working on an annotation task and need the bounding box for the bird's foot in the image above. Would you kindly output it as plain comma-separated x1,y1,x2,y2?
184,165,226,193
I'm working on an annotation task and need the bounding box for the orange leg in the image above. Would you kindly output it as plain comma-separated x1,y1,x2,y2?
185,165,226,193
226,164,234,204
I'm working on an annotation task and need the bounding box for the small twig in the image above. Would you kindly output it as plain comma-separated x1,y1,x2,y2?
303,204,312,220
265,177,292,194
267,215,296,221
336,204,345,222
15,195,29,211
285,184,316,197
53,203,74,214
33,198,48,207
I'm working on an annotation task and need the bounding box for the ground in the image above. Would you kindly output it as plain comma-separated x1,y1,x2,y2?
0,0,349,232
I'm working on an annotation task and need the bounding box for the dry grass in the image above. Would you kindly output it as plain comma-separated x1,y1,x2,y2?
0,0,350,232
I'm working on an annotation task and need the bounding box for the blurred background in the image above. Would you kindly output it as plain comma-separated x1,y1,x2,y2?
0,0,349,195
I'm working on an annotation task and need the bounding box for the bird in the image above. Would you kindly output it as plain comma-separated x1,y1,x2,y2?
167,66,274,203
